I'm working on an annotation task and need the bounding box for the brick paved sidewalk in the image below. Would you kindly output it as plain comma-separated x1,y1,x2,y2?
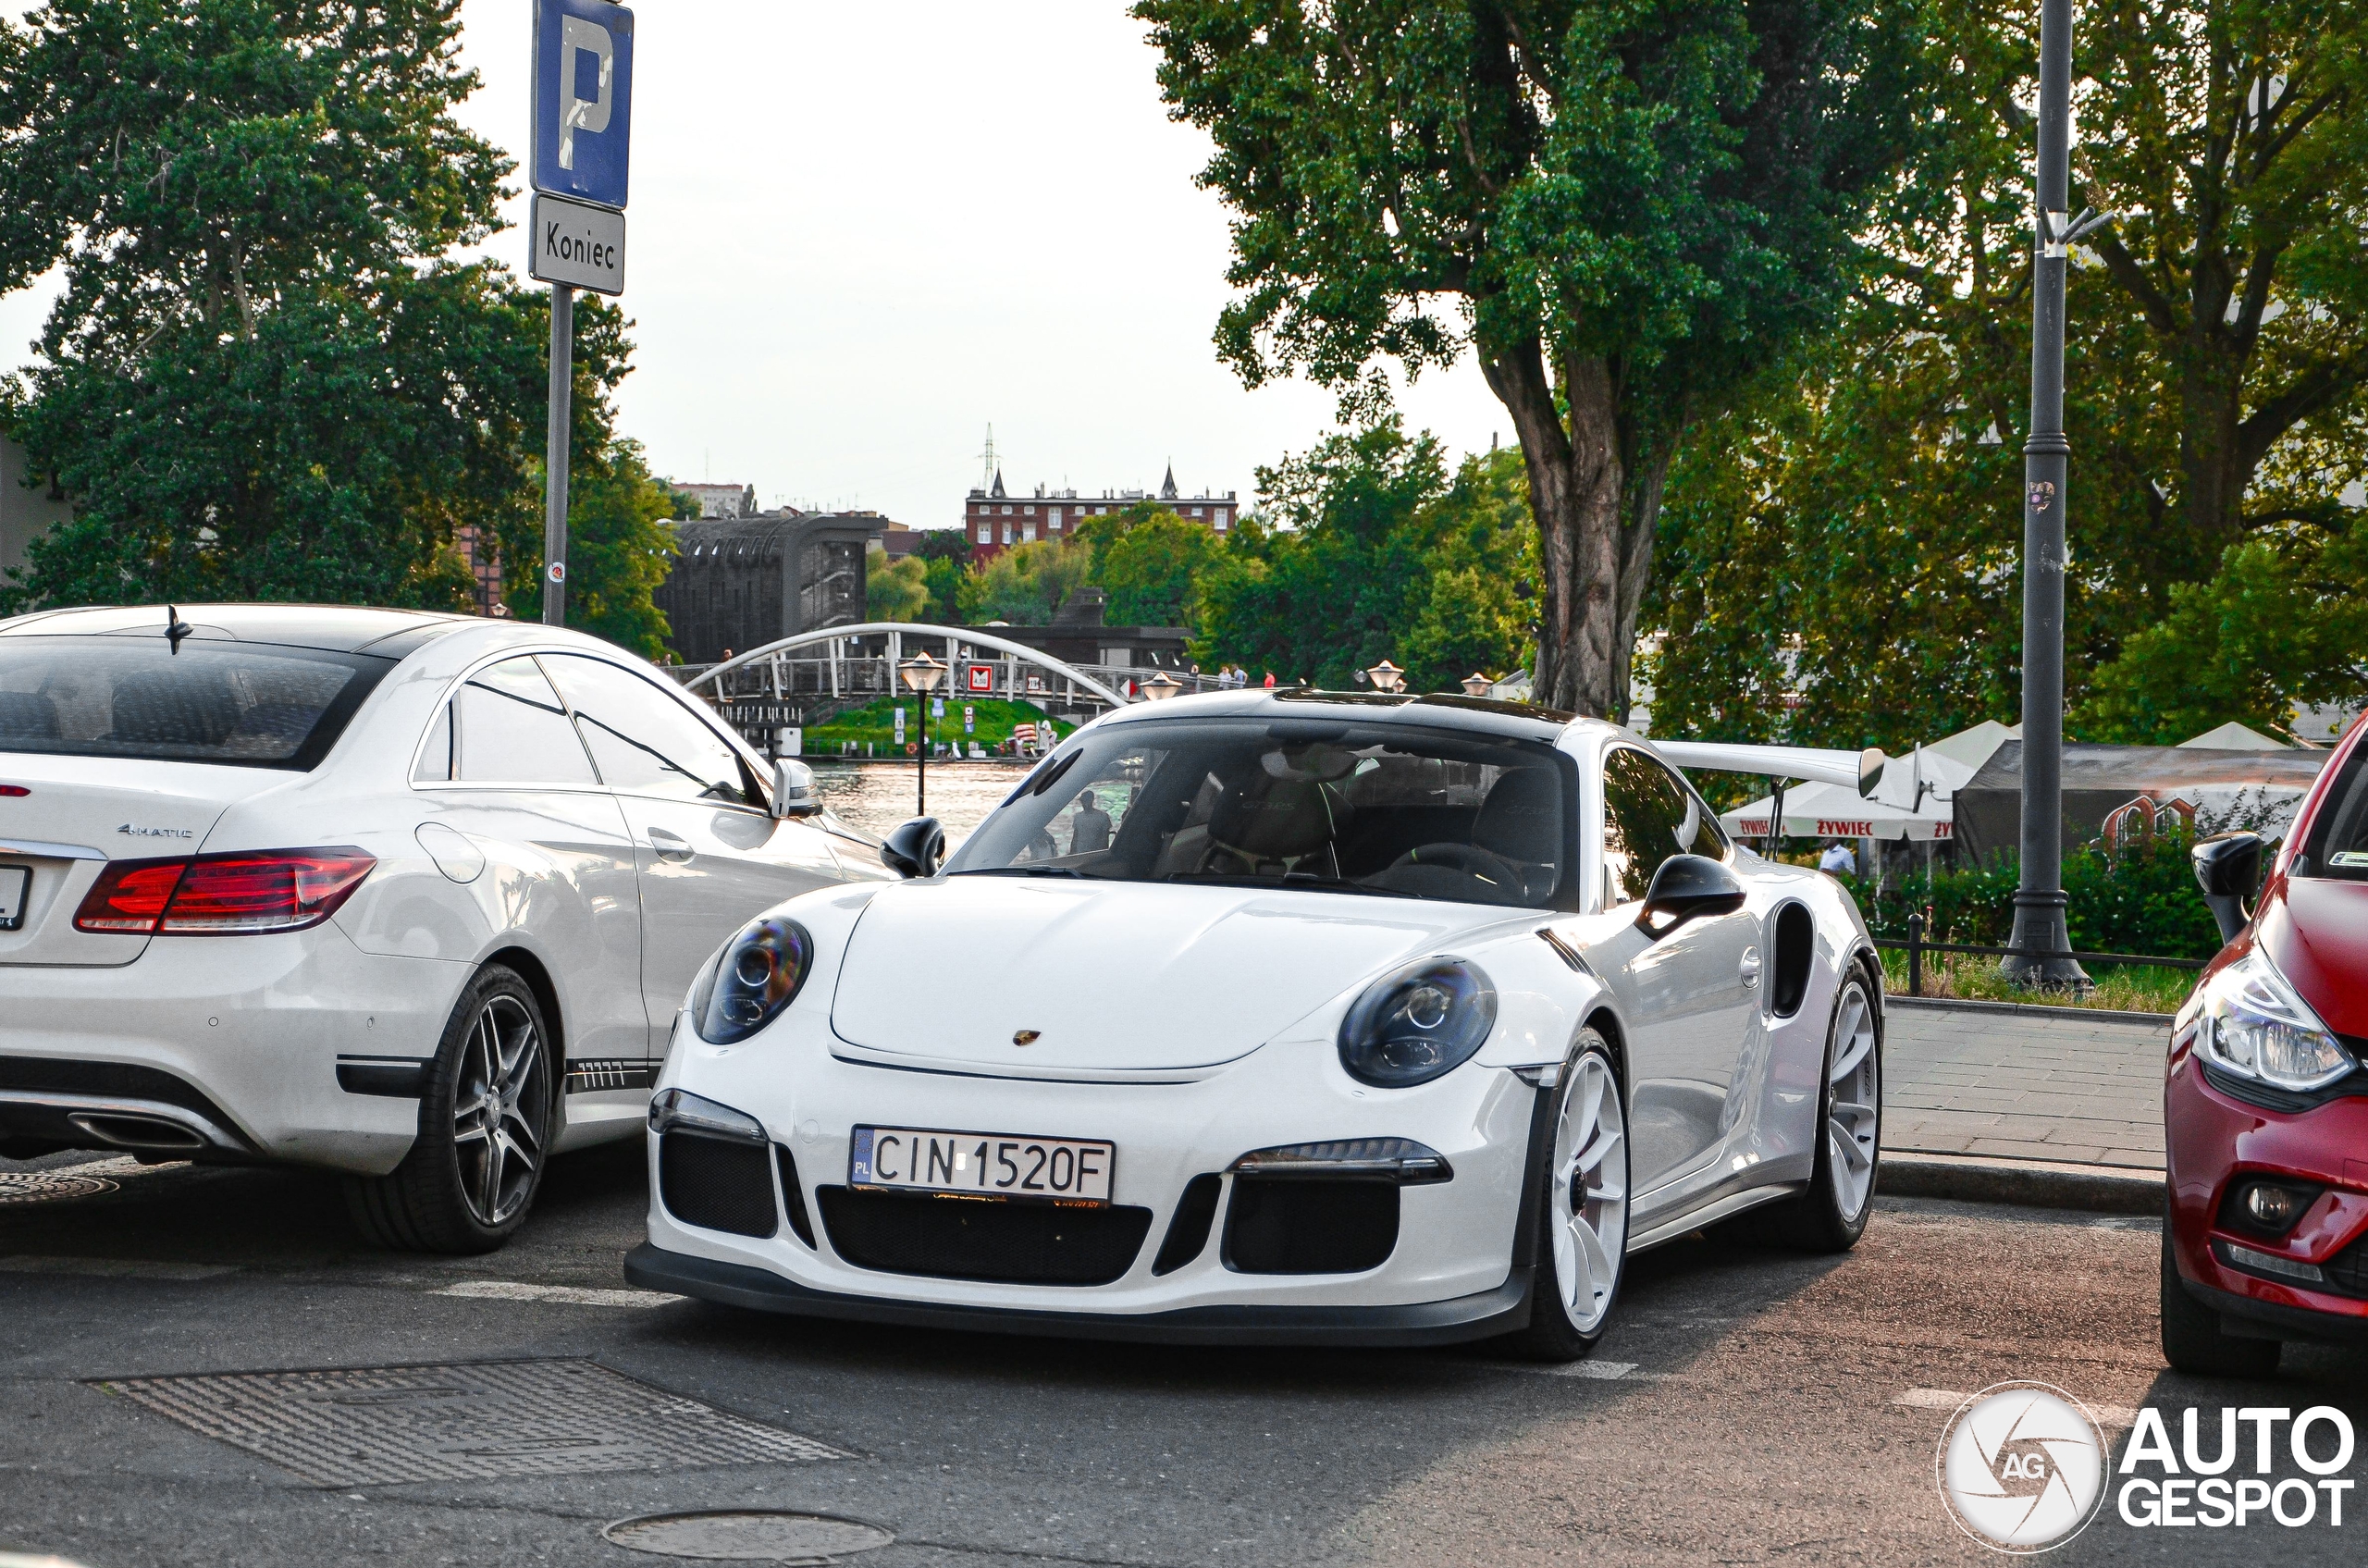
1881,998,2169,1172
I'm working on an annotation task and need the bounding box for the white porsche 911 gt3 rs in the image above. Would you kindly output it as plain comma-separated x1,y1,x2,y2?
627,689,1886,1358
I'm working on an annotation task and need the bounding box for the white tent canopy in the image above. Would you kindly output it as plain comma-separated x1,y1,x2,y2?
1715,721,2018,844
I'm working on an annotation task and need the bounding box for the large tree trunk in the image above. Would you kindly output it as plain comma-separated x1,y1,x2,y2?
1481,340,1655,722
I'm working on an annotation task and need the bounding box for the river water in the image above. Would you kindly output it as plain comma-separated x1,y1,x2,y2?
807,759,1022,851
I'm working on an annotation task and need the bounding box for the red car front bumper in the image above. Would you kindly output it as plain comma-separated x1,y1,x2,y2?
2166,1042,2368,1342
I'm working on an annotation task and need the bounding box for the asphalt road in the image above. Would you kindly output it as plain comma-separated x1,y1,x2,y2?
4,1145,2365,1567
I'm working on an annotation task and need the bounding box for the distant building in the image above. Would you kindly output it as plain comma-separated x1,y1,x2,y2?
963,463,1237,562
656,510,892,664
672,482,759,520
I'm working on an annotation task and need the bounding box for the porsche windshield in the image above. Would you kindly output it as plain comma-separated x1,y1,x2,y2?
947,718,1573,908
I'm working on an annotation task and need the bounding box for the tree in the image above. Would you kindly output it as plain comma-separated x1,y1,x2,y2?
959,539,1096,624
1135,0,1922,718
0,0,662,637
505,439,679,660
866,548,931,623
909,528,973,623
1646,0,2368,747
1195,422,1536,690
1076,501,1227,629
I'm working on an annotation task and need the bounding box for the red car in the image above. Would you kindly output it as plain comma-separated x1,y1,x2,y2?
2163,713,2368,1375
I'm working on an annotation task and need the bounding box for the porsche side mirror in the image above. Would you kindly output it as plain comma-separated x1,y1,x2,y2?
2192,831,2264,945
1638,854,1746,937
881,817,944,879
771,759,822,819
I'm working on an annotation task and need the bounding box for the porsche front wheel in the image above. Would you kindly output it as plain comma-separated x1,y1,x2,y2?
1509,1032,1630,1363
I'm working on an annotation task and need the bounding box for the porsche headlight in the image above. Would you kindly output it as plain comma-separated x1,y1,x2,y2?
689,915,816,1044
2195,951,2353,1093
1337,958,1498,1088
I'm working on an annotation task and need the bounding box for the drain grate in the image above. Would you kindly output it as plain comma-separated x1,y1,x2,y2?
603,1511,894,1563
94,1358,848,1488
0,1172,118,1204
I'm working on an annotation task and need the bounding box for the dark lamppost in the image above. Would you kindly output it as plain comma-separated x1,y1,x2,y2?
2003,0,2105,989
899,650,945,817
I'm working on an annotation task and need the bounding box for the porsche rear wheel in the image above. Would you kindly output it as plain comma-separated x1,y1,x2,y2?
1770,971,1881,1252
1508,1032,1629,1363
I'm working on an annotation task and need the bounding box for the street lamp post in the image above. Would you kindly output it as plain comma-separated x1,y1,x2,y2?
2003,0,2095,989
1141,671,1183,701
899,651,946,817
1365,660,1407,695
1461,672,1494,699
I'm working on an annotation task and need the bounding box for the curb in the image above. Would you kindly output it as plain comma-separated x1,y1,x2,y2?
1881,1151,2164,1215
1886,995,2175,1029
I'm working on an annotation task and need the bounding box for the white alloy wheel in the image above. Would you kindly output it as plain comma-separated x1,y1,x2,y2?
1549,1049,1629,1334
1826,981,1880,1222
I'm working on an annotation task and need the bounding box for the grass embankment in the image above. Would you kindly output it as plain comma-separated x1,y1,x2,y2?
803,696,1071,757
1878,949,2194,1014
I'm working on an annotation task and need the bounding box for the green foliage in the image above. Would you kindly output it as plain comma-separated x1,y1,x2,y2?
1077,504,1225,629
959,539,1095,625
1648,0,2368,745
2076,525,2368,743
1846,832,2224,961
501,439,676,660
866,549,931,623
1133,0,1923,714
803,696,1069,754
1193,422,1535,690
0,0,668,642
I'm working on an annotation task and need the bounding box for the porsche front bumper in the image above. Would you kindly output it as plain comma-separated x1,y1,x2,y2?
639,1009,1548,1340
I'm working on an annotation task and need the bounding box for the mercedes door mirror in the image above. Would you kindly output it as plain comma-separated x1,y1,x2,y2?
2192,831,2264,945
1638,854,1746,937
771,758,821,819
880,817,944,879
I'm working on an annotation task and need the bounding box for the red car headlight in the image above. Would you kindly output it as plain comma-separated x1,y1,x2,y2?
2195,951,2353,1093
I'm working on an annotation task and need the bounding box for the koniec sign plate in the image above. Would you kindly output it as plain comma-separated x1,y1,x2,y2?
530,191,626,295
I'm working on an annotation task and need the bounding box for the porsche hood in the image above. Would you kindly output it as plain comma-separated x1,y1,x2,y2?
828,875,1504,1071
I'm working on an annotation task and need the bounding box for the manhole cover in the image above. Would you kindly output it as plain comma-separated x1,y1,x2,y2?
0,1172,117,1204
603,1512,894,1563
93,1358,848,1488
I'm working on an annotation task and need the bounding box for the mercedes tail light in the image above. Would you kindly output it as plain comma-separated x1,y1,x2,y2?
74,848,376,935
72,858,189,932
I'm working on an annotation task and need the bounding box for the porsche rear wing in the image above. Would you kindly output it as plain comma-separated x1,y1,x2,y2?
1650,740,1889,799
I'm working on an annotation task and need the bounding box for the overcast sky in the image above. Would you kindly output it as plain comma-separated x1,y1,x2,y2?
0,1,1510,531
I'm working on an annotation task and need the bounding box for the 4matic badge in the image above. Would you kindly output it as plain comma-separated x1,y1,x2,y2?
117,823,193,839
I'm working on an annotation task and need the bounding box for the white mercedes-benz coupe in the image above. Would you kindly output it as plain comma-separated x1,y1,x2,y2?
0,603,883,1251
627,688,1886,1358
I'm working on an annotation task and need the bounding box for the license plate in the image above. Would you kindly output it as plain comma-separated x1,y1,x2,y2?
849,1125,1115,1204
0,866,27,931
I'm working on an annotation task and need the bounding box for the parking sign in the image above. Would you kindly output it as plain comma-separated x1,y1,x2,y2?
533,0,635,211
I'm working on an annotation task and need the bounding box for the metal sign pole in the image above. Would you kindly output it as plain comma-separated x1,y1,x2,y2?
542,282,574,626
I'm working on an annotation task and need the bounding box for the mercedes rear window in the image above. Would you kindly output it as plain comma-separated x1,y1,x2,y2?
0,636,392,770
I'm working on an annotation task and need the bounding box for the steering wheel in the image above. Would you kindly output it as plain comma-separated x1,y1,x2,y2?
1388,842,1522,888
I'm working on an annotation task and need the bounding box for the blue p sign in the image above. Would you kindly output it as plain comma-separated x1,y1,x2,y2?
533,0,634,211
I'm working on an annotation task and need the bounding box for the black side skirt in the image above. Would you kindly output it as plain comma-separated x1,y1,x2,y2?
624,1242,1534,1349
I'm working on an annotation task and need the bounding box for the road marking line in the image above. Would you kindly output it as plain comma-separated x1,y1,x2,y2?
0,1255,235,1280
1481,1359,1651,1379
1894,1388,2140,1426
430,1280,685,1308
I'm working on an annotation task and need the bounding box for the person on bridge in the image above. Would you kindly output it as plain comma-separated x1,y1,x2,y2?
1069,790,1114,855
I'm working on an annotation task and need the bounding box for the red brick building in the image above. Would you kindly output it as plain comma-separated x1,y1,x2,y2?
964,463,1238,562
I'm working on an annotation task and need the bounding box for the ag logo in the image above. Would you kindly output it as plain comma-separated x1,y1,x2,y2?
1937,1382,2108,1552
